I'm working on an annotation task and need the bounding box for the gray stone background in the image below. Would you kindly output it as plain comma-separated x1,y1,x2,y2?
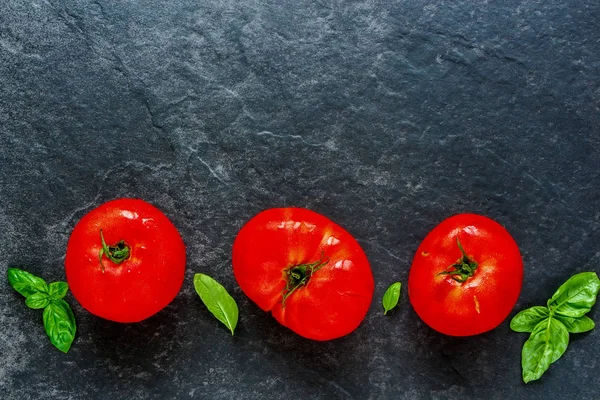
1,0,599,399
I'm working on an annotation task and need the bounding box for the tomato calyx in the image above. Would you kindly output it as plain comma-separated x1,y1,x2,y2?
437,238,478,283
281,252,329,307
98,229,131,272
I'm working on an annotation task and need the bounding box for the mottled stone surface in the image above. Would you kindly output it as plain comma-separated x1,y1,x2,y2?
1,0,599,399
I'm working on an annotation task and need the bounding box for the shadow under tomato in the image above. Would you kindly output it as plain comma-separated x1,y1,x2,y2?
240,302,375,399
77,294,187,373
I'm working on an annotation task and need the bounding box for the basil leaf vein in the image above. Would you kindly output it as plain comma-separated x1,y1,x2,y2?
554,315,595,333
548,272,600,318
522,318,569,383
48,282,69,300
193,273,239,335
382,282,401,315
25,292,51,309
510,306,550,333
7,268,49,297
43,299,76,353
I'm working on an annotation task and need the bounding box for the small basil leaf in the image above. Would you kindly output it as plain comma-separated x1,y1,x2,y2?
510,306,550,333
43,299,76,353
193,273,239,335
25,292,51,309
521,318,569,383
48,282,69,300
382,282,401,315
7,268,49,297
548,272,600,318
555,315,595,333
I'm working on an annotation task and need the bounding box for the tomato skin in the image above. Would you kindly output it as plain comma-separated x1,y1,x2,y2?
233,208,374,341
65,199,186,323
408,214,523,336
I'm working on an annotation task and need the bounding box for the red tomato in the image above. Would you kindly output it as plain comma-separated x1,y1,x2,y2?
408,214,523,336
65,198,186,323
233,208,374,341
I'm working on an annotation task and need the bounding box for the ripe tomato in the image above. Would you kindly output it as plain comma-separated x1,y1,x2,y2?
233,208,374,341
65,198,186,323
408,214,523,336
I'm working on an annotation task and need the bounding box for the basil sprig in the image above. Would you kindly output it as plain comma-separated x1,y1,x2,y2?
7,268,76,353
511,272,600,383
382,282,401,315
193,273,239,335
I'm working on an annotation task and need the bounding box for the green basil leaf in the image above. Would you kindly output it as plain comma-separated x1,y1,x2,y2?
25,292,51,309
48,282,69,300
510,306,550,333
43,299,76,353
555,315,595,333
548,272,600,318
382,282,401,315
521,318,569,383
193,273,238,335
7,268,49,297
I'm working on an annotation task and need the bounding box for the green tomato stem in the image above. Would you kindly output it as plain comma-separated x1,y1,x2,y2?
437,237,478,283
98,230,131,272
281,252,329,307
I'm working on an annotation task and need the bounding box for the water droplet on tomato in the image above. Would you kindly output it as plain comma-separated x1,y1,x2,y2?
142,218,155,228
120,210,138,220
326,236,340,246
463,225,479,235
333,259,353,271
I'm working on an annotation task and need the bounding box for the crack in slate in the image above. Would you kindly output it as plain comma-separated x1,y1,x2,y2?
255,130,323,147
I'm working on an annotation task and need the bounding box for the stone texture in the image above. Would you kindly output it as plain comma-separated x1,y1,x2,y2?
1,0,599,399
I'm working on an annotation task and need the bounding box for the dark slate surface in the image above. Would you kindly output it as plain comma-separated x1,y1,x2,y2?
1,0,599,399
